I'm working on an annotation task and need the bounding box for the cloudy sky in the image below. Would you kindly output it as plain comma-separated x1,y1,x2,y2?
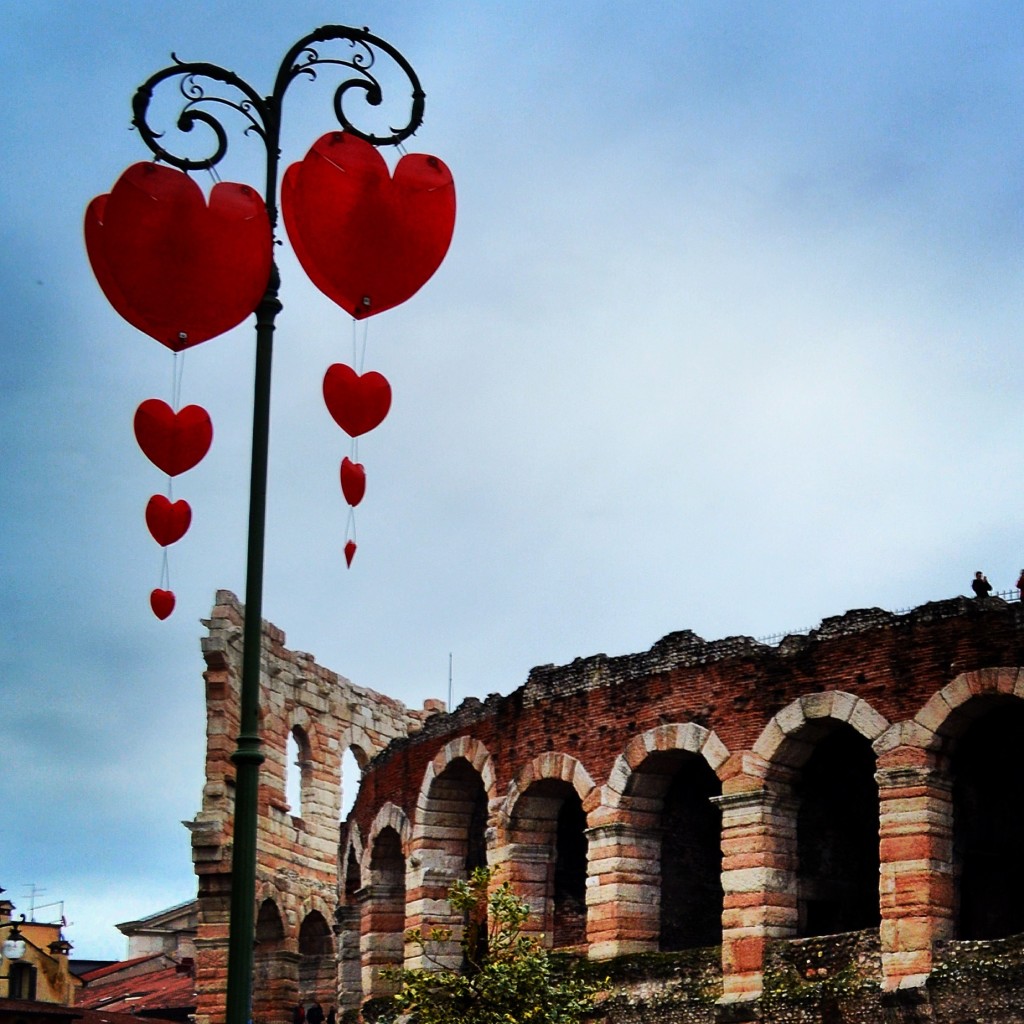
3,0,1023,959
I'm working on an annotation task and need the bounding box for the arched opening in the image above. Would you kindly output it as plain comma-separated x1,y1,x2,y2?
298,910,334,1006
795,724,880,937
660,755,723,950
414,757,488,968
286,726,311,819
340,746,365,821
617,748,723,951
951,699,1024,938
363,826,405,997
508,778,588,949
252,899,293,1024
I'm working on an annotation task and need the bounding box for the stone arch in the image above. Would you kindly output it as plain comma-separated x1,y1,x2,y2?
363,802,411,883
753,691,890,767
596,724,730,954
901,671,1024,941
503,751,597,825
361,806,409,998
606,722,730,803
338,725,375,822
285,720,314,820
501,753,596,950
750,693,887,939
405,738,496,969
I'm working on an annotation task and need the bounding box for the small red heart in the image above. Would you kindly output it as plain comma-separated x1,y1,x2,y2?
146,494,192,546
323,364,391,437
344,540,357,568
134,399,213,476
340,457,366,506
150,588,176,619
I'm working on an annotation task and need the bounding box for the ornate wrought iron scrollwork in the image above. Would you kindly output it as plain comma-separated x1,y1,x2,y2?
130,25,425,174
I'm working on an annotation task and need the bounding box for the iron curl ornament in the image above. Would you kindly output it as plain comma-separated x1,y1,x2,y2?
130,25,425,179
85,26,450,1024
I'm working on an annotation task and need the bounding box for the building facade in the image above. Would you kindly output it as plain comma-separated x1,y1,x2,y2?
191,591,1024,1023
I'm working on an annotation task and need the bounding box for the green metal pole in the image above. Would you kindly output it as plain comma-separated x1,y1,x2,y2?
128,31,425,1024
225,265,281,1024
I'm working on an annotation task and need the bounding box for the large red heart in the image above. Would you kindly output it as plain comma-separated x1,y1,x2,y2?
145,494,192,546
323,365,391,437
340,457,366,507
85,163,272,351
282,133,455,318
150,588,176,620
134,399,213,476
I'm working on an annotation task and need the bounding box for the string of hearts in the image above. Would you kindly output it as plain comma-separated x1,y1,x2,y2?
86,131,455,618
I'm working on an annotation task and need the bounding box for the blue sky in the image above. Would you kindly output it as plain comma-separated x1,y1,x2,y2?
3,1,1024,959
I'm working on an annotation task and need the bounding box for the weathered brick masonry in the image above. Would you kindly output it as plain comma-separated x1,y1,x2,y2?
193,591,1024,1023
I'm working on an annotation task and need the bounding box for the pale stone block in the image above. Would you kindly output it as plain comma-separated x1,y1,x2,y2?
775,699,806,736
941,674,973,711
701,730,730,771
849,697,889,740
801,691,835,720
753,718,786,762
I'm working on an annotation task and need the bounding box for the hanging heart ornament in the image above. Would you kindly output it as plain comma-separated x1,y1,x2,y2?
85,163,272,350
146,495,192,546
282,132,455,318
340,457,367,507
150,588,176,620
323,365,392,437
134,399,213,476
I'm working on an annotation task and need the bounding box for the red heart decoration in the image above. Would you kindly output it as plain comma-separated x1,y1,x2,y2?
85,163,272,350
134,400,213,476
344,540,357,568
323,365,391,437
146,494,192,546
150,588,176,620
282,133,455,318
340,457,367,507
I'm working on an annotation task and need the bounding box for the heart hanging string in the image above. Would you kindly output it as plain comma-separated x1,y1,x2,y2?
323,318,390,567
133,351,212,617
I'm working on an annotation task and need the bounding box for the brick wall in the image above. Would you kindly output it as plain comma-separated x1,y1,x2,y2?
194,592,1024,1023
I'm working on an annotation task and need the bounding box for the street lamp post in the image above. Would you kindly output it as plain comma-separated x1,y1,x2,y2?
127,27,426,1024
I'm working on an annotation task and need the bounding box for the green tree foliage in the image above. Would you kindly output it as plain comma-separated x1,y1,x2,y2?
382,867,604,1024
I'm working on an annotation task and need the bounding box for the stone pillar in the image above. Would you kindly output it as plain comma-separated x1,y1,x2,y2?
502,843,553,946
193,873,232,1024
359,884,405,998
876,748,954,991
251,950,299,1024
335,907,361,1013
404,849,463,970
586,822,662,958
714,782,797,1008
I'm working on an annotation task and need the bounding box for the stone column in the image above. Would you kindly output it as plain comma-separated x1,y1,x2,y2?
586,822,662,958
714,783,798,1008
501,842,554,946
251,950,300,1024
404,849,462,970
876,748,954,991
359,884,405,998
335,907,361,1012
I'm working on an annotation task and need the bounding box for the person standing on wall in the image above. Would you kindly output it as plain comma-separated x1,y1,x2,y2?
972,571,993,598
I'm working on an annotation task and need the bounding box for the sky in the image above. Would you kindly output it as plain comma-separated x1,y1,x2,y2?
3,0,1024,960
